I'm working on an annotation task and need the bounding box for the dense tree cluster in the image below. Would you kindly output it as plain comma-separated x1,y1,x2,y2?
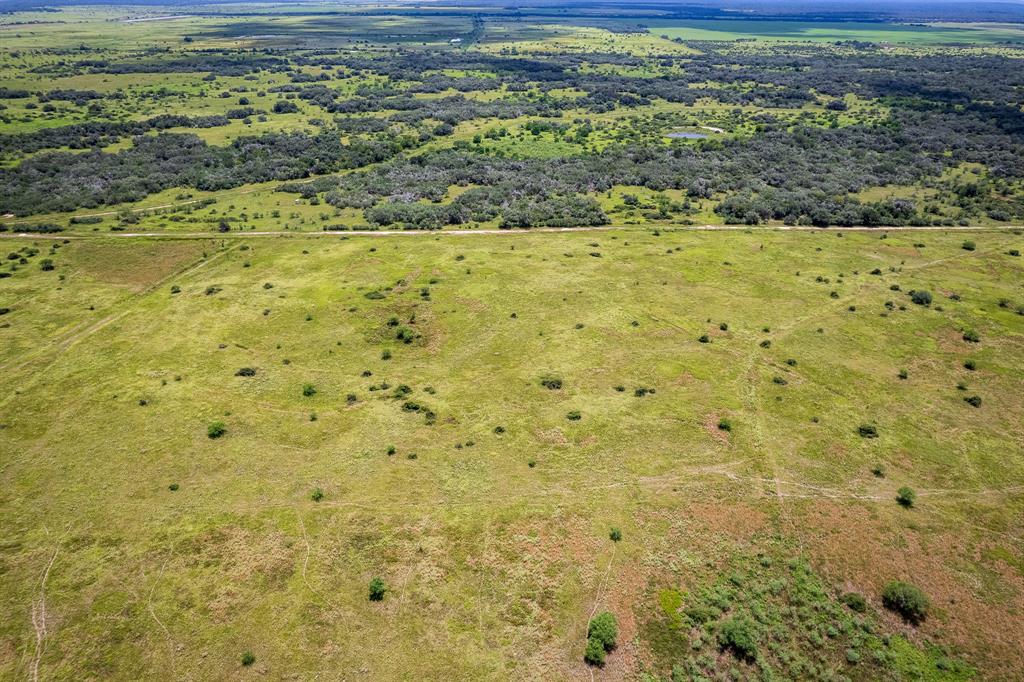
0,132,406,215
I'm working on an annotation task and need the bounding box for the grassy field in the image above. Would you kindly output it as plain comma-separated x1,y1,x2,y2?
1,228,1023,680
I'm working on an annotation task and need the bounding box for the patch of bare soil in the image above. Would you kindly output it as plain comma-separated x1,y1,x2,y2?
799,500,1024,679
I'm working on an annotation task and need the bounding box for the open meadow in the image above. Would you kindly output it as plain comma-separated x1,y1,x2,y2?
2,2,1024,680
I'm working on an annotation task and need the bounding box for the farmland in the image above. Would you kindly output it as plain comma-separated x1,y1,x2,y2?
1,3,1024,681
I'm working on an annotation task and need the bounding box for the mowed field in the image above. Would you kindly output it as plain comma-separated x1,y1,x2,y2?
1,228,1023,680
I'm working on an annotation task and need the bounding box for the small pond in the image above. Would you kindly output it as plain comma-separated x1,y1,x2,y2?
665,132,708,139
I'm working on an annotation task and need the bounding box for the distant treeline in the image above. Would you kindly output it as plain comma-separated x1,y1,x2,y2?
0,114,231,154
0,132,407,215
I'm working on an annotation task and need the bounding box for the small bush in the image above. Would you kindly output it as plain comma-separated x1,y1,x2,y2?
881,581,929,624
717,615,757,661
241,651,256,667
962,240,976,251
207,421,226,439
540,375,563,390
302,383,316,397
368,577,387,601
898,369,908,380
857,424,878,438
583,636,606,666
588,612,618,652
840,592,867,613
609,527,622,542
566,410,581,421
759,340,771,348
910,290,932,306
235,367,256,377
896,486,916,508
698,334,710,343
717,418,732,432
493,425,505,434
964,395,982,408
962,329,980,343
311,487,324,502
963,359,976,371
168,483,179,491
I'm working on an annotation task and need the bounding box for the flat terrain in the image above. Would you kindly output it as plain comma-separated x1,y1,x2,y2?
2,3,1024,680
1,228,1023,680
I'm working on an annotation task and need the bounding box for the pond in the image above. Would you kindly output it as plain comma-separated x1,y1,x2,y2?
665,132,708,139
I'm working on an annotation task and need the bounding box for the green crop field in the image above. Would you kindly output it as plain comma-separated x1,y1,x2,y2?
2,2,1024,680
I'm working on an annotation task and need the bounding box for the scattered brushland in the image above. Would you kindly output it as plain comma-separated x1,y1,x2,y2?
2,4,1024,681
1,228,1022,679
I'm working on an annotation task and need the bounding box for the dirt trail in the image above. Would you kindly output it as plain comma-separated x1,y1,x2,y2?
3,224,1021,242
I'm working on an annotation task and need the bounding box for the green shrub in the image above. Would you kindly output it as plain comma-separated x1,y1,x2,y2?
962,329,980,343
302,383,316,397
910,290,932,306
540,375,563,390
964,395,982,408
368,577,387,601
962,240,976,251
566,410,581,421
168,483,179,491
898,369,908,380
311,488,324,502
881,581,929,624
588,612,618,651
583,636,606,666
235,367,256,377
718,615,757,661
207,421,226,439
857,424,878,438
839,592,867,613
896,486,916,508
241,651,255,666
963,359,977,371
609,527,622,542
718,418,732,432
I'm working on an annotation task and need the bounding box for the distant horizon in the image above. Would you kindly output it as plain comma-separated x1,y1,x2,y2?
3,0,1024,23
